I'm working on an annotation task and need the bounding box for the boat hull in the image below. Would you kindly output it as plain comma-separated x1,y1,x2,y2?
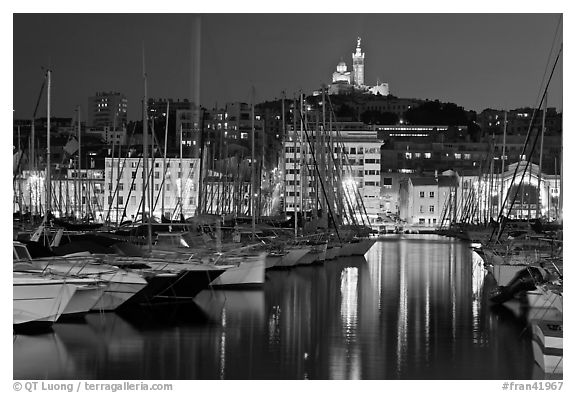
13,275,77,327
211,255,266,287
326,245,341,260
91,271,149,311
532,319,563,378
275,248,310,268
63,283,106,316
349,239,376,256
122,269,224,306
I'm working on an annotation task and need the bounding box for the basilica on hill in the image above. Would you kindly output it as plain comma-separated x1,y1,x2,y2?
327,37,389,96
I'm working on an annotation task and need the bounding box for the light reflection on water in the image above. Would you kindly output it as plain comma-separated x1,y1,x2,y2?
14,235,534,379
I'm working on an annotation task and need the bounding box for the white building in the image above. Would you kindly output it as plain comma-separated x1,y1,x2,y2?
283,124,383,226
103,157,200,223
399,176,457,227
14,169,105,220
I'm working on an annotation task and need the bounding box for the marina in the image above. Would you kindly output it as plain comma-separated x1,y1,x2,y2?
12,12,562,382
14,236,537,380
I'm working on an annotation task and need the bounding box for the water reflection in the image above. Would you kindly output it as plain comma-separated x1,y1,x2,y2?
14,235,534,379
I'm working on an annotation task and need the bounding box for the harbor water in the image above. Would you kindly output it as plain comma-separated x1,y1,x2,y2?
14,235,534,379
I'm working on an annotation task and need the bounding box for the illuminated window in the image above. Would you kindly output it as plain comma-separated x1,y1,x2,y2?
405,152,412,159
424,152,431,159
464,154,471,160
454,153,461,159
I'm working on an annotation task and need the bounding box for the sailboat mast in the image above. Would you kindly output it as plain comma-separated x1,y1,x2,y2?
499,110,507,215
320,85,328,229
77,106,82,219
142,47,152,251
281,91,286,217
299,93,304,229
162,101,169,219
31,119,35,175
179,124,183,217
489,136,495,221
559,149,562,223
251,87,256,238
17,126,22,216
293,93,298,239
45,69,52,220
150,119,155,222
109,112,116,223
537,93,547,219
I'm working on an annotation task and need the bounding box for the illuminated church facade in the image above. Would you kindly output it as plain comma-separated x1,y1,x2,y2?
327,37,389,96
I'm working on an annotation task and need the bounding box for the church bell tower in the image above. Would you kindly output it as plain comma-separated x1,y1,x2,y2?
352,37,365,87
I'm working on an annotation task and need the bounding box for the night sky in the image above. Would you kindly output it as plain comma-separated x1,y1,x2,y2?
13,13,563,120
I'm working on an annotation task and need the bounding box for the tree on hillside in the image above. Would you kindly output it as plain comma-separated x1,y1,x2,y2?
360,110,399,125
404,100,468,126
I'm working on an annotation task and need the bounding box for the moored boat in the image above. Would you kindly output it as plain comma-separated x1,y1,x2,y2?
13,272,77,328
532,319,563,379
106,256,225,305
13,241,148,312
210,253,266,288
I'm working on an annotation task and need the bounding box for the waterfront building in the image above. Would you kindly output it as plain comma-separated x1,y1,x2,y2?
378,124,486,215
283,123,383,225
202,170,252,216
398,175,458,227
497,161,561,221
87,92,127,128
103,157,200,223
14,169,105,220
397,161,561,227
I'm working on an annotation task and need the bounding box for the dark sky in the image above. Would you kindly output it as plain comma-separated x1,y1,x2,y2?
13,13,562,121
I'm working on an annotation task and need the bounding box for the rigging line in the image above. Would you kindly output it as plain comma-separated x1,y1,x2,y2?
496,45,562,241
489,44,562,243
533,15,563,109
105,123,137,223
325,94,368,227
295,107,342,243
